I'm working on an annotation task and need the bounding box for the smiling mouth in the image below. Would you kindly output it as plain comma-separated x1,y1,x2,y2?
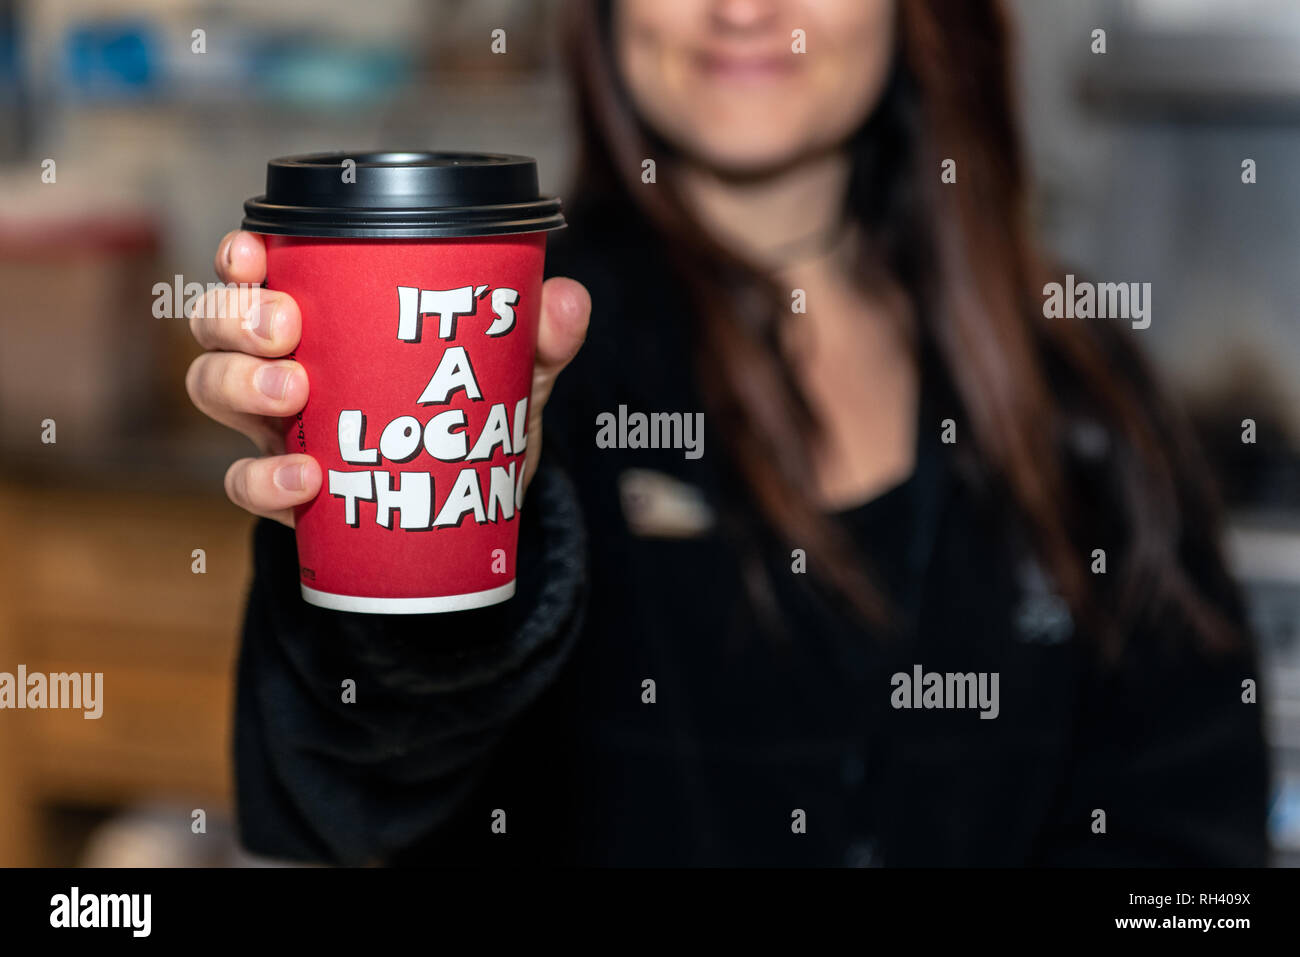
694,51,800,82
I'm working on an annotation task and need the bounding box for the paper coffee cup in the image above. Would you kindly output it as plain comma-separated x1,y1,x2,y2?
243,151,565,614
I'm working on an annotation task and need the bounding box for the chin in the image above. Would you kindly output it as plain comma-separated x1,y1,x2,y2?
682,134,812,179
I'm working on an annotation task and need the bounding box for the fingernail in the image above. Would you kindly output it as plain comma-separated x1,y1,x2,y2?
245,300,279,340
274,463,305,491
255,365,293,400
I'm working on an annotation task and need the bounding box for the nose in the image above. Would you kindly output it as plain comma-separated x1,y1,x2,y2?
709,0,781,32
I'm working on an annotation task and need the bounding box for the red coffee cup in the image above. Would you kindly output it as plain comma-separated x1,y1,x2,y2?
243,151,565,613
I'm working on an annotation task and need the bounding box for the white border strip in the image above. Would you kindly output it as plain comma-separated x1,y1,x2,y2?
300,580,516,615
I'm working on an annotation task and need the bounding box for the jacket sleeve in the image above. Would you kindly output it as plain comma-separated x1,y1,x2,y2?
1037,450,1271,865
1038,622,1271,866
1028,295,1273,866
233,459,587,865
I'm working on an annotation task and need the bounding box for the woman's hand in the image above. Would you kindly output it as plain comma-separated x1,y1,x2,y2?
186,230,590,526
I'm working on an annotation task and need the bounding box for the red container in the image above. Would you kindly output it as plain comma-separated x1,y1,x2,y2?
245,152,564,613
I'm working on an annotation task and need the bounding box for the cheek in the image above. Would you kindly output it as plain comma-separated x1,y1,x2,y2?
802,3,897,135
616,22,697,138
802,44,892,141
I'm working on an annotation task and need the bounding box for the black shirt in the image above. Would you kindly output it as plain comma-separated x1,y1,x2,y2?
232,213,1270,867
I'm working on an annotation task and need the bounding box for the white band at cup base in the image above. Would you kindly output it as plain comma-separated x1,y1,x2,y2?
300,580,516,615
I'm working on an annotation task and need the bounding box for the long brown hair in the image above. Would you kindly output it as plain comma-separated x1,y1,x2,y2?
561,0,1240,655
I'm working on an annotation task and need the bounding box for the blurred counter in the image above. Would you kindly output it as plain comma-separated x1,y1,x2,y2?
0,478,253,866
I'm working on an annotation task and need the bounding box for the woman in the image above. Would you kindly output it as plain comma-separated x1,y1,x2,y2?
187,0,1269,865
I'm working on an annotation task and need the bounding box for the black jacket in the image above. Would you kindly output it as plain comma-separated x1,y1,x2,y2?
234,210,1270,867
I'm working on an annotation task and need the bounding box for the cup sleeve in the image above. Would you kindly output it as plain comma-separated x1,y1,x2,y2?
231,458,588,864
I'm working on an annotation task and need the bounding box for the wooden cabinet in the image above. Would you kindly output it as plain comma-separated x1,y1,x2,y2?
0,482,254,865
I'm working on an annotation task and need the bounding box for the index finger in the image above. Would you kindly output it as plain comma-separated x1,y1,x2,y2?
215,230,267,285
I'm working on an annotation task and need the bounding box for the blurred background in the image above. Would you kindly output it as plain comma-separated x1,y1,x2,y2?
0,0,1296,866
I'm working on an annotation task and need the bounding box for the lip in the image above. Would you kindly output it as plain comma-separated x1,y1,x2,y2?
694,50,799,82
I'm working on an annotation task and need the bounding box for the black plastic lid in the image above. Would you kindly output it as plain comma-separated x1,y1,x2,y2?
242,150,565,238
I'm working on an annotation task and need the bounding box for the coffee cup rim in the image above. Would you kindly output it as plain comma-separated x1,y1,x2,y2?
242,150,566,238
